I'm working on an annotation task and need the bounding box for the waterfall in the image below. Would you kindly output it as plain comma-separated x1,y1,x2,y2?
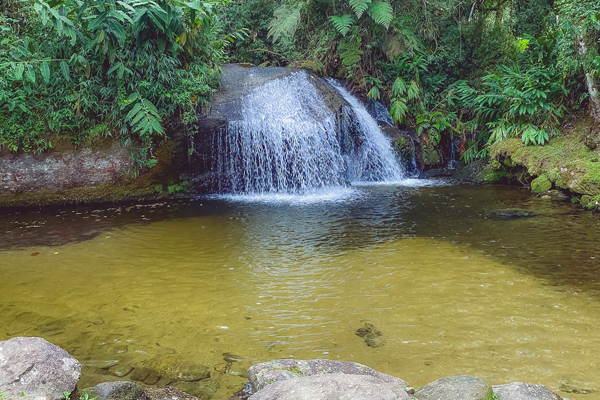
212,71,405,195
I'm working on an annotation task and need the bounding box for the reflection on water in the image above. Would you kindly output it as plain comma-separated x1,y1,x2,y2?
1,182,599,399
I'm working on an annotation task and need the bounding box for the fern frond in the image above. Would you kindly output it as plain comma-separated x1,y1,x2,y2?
349,0,371,18
367,1,393,28
390,98,408,124
329,14,355,36
125,94,164,139
367,86,380,100
338,39,363,67
391,77,407,97
268,3,303,44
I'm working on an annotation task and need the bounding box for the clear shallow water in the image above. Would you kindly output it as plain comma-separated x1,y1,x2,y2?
1,182,600,399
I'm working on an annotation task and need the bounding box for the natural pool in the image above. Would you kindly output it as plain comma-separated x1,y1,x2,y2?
1,181,599,399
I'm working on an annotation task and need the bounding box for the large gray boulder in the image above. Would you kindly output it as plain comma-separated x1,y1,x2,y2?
414,375,495,400
0,337,81,400
248,373,412,400
493,382,563,400
247,359,409,393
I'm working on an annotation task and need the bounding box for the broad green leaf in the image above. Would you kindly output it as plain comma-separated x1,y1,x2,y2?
25,65,35,82
107,19,126,46
15,63,24,80
60,61,70,80
41,61,51,83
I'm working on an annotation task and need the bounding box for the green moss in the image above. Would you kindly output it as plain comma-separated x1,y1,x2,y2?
531,174,552,193
580,195,600,210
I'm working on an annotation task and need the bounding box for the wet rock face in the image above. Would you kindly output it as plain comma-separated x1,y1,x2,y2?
248,373,412,400
493,382,563,400
0,141,134,196
414,375,495,400
247,359,409,393
0,336,82,400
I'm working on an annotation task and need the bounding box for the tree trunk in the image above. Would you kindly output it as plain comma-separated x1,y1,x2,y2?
579,36,600,125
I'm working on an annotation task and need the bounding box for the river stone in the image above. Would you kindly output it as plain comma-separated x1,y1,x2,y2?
82,381,145,400
144,385,200,400
143,354,209,383
248,373,412,400
493,383,562,400
247,359,409,393
0,336,82,400
414,375,494,400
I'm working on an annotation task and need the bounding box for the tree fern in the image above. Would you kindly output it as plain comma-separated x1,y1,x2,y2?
367,1,393,28
268,3,303,43
329,14,354,36
349,0,371,18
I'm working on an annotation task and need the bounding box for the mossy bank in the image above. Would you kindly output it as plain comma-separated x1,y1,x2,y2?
482,113,600,210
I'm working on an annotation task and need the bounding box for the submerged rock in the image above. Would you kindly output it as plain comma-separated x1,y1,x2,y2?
248,373,412,400
81,381,201,400
414,375,495,400
82,381,145,400
143,354,210,383
493,382,562,400
0,336,81,400
355,323,386,348
486,208,539,221
247,359,408,393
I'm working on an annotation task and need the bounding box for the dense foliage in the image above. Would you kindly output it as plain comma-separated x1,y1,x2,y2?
3,0,600,168
219,0,600,163
0,0,244,165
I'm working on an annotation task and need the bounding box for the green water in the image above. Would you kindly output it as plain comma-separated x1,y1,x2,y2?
1,183,599,399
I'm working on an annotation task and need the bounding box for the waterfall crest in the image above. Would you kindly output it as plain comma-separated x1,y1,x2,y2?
213,71,405,195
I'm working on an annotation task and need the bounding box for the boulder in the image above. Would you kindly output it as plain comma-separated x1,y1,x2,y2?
414,375,495,400
493,382,562,400
0,336,81,400
247,359,408,393
248,373,412,400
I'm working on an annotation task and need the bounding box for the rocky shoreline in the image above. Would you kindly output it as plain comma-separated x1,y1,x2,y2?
0,337,571,400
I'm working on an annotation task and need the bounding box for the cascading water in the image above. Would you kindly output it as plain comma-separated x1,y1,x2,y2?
329,79,405,183
213,71,405,195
